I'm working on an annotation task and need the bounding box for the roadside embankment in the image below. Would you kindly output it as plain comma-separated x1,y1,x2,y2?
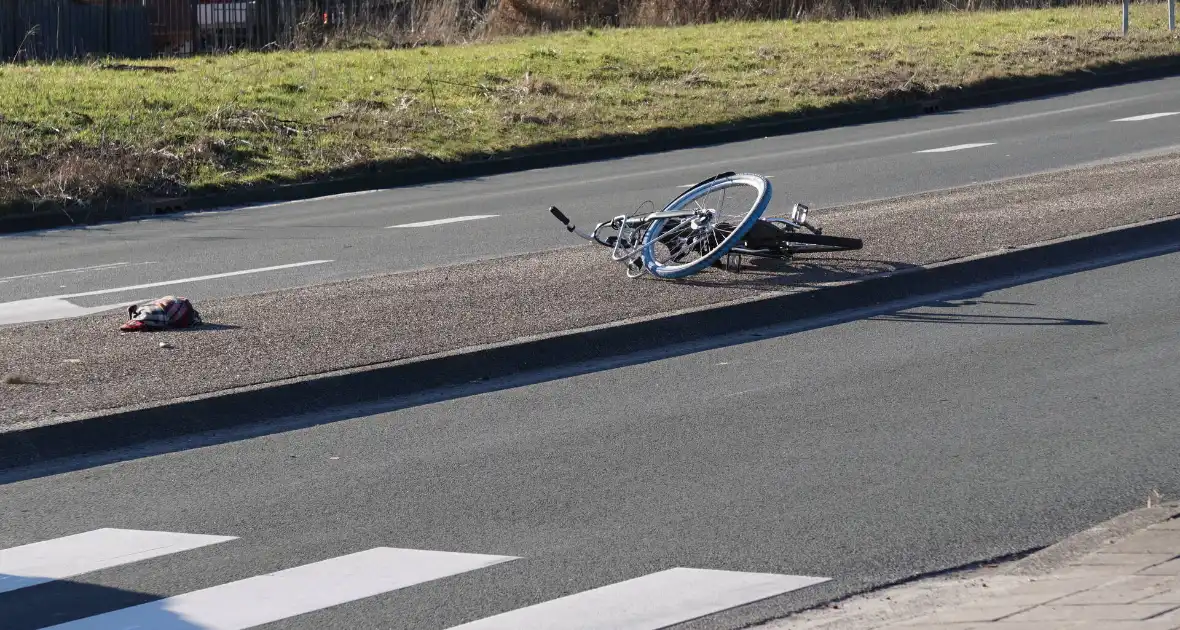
1,3,1177,226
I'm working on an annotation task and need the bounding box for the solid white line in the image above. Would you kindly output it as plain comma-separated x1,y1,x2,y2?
0,260,332,326
0,262,143,283
269,190,380,205
230,190,384,213
0,528,236,595
46,547,518,630
677,175,774,188
1112,112,1179,122
914,142,996,153
49,260,333,300
446,567,831,630
386,215,499,228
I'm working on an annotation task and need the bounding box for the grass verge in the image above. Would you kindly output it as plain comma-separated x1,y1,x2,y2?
1,3,1177,216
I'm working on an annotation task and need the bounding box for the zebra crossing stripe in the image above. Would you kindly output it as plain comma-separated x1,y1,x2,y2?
446,567,831,629
0,528,236,595
43,546,519,630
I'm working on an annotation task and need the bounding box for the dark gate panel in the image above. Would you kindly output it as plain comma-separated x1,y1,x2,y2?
15,0,152,59
0,0,446,60
0,1,14,60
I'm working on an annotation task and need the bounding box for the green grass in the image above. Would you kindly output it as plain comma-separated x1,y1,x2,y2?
1,3,1177,212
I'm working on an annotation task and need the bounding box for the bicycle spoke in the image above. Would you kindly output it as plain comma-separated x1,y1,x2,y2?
653,224,695,251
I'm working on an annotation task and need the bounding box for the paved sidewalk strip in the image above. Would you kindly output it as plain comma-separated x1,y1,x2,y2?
765,504,1180,629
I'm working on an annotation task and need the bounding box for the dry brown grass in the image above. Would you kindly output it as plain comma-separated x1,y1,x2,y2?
0,133,189,209
293,0,1127,45
266,0,1129,49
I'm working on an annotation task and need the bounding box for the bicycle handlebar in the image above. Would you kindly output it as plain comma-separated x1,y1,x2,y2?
550,204,707,250
549,205,607,244
549,206,572,228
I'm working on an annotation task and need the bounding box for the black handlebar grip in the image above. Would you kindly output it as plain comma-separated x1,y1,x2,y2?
549,206,570,225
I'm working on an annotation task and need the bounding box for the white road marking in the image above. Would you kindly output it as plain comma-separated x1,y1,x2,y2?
677,175,774,188
0,260,332,325
264,189,380,206
446,567,831,630
1112,112,1179,122
46,547,517,630
195,190,385,214
914,142,996,153
0,262,153,283
50,260,333,300
0,528,236,595
386,215,499,228
0,297,148,326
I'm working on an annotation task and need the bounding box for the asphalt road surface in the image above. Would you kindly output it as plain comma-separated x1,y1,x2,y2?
3,245,1178,630
1,76,1179,325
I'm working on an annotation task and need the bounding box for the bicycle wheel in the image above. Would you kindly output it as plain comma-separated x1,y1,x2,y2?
641,173,771,279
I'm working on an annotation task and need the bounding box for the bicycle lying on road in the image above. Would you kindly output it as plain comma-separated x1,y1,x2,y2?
548,171,863,280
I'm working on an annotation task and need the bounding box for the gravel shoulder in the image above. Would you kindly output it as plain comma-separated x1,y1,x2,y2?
1,153,1178,429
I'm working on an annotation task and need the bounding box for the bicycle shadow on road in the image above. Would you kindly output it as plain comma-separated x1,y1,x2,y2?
1,575,199,630
866,297,1107,327
669,258,1107,327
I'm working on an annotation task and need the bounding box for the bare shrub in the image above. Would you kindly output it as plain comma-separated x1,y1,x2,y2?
292,0,498,49
484,0,1119,32
274,0,1125,49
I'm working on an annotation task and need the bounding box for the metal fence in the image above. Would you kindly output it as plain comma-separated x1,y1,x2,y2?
0,0,408,60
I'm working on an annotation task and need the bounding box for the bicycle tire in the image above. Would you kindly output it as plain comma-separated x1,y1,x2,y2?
641,173,771,279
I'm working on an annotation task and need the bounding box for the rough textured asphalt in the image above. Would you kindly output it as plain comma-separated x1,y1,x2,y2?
2,245,1178,629
0,76,1178,315
1,151,1176,428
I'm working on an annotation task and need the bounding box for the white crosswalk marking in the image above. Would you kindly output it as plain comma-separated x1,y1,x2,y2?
445,567,831,630
5,528,834,630
44,547,519,630
0,528,236,594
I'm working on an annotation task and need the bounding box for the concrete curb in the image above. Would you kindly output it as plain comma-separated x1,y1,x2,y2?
1004,499,1180,577
1,55,1178,235
752,500,1180,629
2,211,1179,471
